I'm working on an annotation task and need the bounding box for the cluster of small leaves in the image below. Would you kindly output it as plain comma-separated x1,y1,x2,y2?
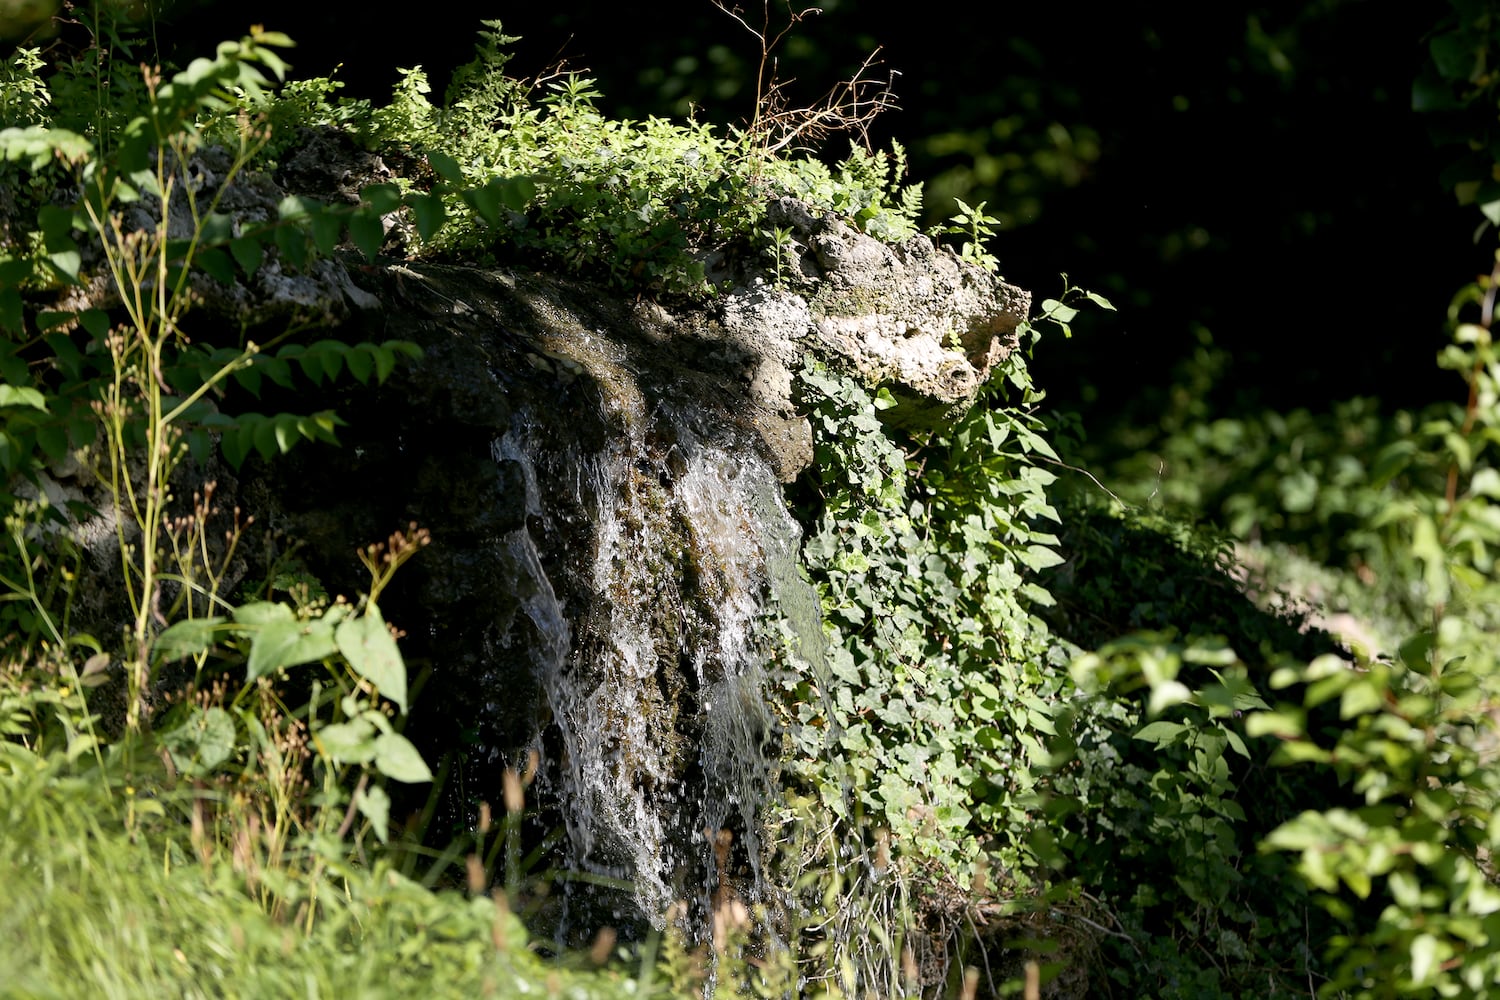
763,142,924,244
208,25,927,297
790,358,1069,916
1054,623,1336,996
1067,105,1500,998
1243,284,1500,997
0,46,50,128
155,593,431,842
0,32,427,486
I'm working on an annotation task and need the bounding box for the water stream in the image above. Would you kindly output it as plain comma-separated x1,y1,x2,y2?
493,381,817,934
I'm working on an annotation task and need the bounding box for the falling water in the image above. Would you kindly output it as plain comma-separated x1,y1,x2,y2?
492,377,812,933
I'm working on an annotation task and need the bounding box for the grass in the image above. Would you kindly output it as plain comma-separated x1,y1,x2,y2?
0,739,649,1000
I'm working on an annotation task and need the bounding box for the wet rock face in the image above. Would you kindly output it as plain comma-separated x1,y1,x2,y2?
246,262,813,933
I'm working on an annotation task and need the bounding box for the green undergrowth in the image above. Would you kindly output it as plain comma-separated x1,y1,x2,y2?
3,6,1500,999
0,745,630,1000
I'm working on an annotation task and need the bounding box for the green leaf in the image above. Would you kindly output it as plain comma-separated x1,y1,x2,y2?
462,183,499,228
273,413,298,453
1430,30,1478,81
345,345,374,383
315,719,377,764
161,706,236,776
0,385,47,410
311,340,346,381
220,422,250,469
45,250,82,286
408,193,446,241
251,415,279,461
36,421,68,460
0,288,21,334
274,224,308,270
77,309,109,338
501,176,536,211
427,149,464,183
373,731,433,783
153,616,226,662
349,211,384,261
309,207,343,254
361,182,403,215
357,784,392,842
229,235,264,277
336,604,408,713
1410,933,1440,985
195,247,236,286
233,601,295,627
246,617,339,680
1133,720,1187,747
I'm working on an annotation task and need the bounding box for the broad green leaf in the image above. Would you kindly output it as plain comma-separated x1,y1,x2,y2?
0,385,46,410
427,149,464,182
0,288,21,334
229,235,264,277
409,193,446,241
35,421,68,460
273,413,298,453
274,224,307,270
336,604,408,713
233,601,295,626
45,250,81,285
195,247,236,286
361,182,403,215
1340,677,1384,719
161,706,237,775
246,617,338,680
348,211,384,262
462,182,503,228
373,731,433,783
153,616,226,662
345,344,374,383
501,175,536,211
1132,720,1186,747
1147,679,1193,716
309,208,342,254
311,340,346,380
1410,933,1440,985
315,719,377,763
77,308,109,338
251,415,279,460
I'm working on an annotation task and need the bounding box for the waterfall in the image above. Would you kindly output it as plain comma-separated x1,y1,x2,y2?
492,384,808,934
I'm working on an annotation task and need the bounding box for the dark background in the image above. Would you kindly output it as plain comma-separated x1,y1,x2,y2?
150,0,1478,423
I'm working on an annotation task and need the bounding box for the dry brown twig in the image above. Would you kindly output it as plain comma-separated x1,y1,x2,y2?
711,0,900,155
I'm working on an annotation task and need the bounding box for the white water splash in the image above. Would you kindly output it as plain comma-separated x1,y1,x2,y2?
493,397,795,930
